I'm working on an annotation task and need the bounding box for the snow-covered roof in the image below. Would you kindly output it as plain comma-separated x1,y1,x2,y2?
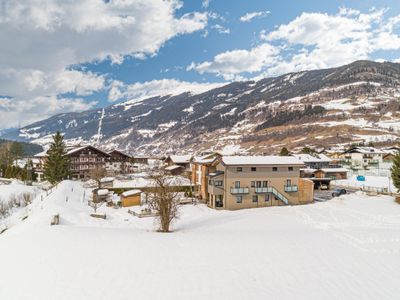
209,171,224,177
346,147,385,154
300,168,317,173
121,189,142,197
34,150,48,157
221,156,305,166
165,165,184,171
97,189,109,196
192,152,220,164
66,146,111,157
168,155,192,164
293,154,331,163
113,175,193,189
109,149,131,158
320,168,348,173
100,177,115,183
383,148,400,155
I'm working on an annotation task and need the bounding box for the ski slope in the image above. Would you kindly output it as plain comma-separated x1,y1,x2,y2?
0,181,400,300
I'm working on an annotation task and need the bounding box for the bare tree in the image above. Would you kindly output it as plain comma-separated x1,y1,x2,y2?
89,166,107,188
148,171,180,232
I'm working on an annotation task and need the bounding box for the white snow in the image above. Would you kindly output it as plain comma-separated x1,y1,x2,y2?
121,189,141,197
0,181,41,204
333,175,394,191
0,180,400,299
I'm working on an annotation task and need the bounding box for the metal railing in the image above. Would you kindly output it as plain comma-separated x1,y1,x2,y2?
230,187,249,194
254,187,269,193
284,185,298,192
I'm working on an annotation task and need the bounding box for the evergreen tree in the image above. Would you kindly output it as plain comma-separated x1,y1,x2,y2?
9,142,24,163
44,132,70,184
301,146,315,154
280,147,290,156
391,150,400,192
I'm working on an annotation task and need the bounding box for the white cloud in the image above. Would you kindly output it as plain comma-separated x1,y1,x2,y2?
191,8,400,79
212,24,230,34
187,43,280,80
0,0,208,128
202,0,210,9
0,96,97,129
108,79,225,103
239,11,270,23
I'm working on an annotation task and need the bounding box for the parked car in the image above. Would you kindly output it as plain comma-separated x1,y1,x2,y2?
320,184,329,190
332,188,347,197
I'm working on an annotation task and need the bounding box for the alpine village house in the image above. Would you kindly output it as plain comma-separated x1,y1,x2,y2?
33,146,134,180
203,155,314,210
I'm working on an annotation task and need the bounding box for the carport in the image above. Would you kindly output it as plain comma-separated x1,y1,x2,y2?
309,178,332,190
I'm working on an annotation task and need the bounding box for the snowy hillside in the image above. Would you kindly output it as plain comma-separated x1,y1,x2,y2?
1,180,400,299
2,60,400,154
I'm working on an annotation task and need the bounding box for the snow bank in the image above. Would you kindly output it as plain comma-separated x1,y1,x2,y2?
0,181,399,299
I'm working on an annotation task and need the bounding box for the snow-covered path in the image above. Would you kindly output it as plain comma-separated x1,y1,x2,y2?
0,181,399,300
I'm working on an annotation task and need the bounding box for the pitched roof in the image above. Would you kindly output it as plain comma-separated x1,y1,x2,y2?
121,189,142,197
108,149,131,158
192,152,221,164
293,154,331,163
345,147,385,154
221,156,304,166
165,165,184,171
168,155,192,164
67,145,111,157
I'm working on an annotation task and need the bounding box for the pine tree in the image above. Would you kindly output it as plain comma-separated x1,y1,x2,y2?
9,142,24,164
391,150,400,192
301,146,315,154
44,132,70,184
280,147,290,156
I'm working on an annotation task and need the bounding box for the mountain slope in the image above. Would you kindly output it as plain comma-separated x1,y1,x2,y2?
3,60,400,154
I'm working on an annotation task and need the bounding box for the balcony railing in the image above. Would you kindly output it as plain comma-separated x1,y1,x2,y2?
254,187,270,193
230,187,249,194
284,185,298,192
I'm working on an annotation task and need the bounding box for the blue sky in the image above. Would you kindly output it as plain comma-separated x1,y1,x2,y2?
1,0,400,129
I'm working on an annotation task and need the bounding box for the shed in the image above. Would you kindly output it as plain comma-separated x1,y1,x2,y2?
93,188,110,202
120,189,142,207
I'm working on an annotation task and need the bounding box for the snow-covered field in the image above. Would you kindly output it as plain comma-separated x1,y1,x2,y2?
0,181,41,204
333,175,395,192
1,181,400,299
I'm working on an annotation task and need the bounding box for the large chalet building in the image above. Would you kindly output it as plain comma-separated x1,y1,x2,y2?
34,145,134,180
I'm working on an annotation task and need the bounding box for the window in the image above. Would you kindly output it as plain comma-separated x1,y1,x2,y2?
236,167,242,172
286,179,291,186
265,194,270,202
273,167,278,172
236,196,243,203
214,180,223,187
235,181,240,188
252,195,258,203
262,181,268,187
251,181,255,188
209,180,212,185
251,167,257,172
288,167,293,171
256,181,262,188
